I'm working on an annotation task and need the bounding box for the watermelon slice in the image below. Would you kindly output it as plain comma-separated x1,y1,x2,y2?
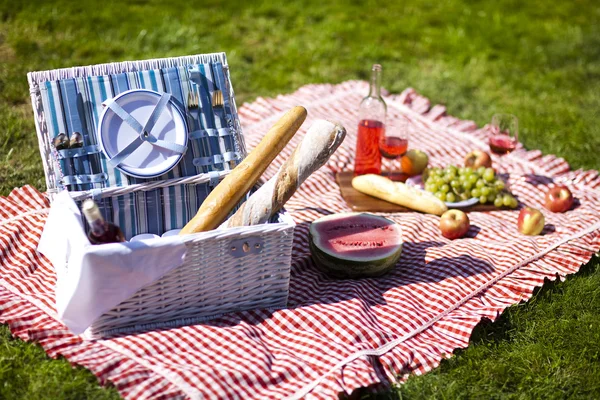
309,213,403,278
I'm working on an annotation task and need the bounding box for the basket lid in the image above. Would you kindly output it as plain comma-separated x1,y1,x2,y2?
27,53,246,193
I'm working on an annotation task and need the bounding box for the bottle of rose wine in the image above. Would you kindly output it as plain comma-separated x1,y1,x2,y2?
82,199,126,244
354,64,386,176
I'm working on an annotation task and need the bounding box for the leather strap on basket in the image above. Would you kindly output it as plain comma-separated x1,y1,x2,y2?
103,93,188,169
189,127,232,138
57,144,101,159
192,151,240,167
61,172,108,186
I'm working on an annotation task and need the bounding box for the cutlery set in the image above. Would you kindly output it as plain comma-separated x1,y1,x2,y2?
51,73,228,181
187,68,229,171
52,131,86,190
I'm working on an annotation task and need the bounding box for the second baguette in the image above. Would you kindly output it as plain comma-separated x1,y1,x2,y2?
351,174,448,215
221,119,346,228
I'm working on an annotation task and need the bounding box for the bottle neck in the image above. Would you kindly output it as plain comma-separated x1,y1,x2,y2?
82,200,107,237
368,64,382,98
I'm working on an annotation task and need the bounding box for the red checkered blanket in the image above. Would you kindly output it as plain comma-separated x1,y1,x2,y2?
1,81,599,399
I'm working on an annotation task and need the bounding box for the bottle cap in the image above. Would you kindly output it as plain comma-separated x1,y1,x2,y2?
82,199,103,223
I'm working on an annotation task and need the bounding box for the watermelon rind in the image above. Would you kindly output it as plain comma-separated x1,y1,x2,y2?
309,213,403,279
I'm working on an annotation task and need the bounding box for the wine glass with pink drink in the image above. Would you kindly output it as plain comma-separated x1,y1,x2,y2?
378,119,409,180
489,113,518,155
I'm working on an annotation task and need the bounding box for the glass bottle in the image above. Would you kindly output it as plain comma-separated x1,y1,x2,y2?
354,64,387,176
82,199,126,244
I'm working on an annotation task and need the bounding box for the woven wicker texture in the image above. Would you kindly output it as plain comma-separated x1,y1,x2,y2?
1,81,600,399
85,216,295,339
27,53,297,339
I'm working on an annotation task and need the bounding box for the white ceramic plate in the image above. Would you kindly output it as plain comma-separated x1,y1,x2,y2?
405,175,479,208
98,89,188,179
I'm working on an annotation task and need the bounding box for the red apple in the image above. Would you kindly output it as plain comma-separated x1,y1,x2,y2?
517,207,545,236
464,150,492,169
544,185,574,213
440,209,470,239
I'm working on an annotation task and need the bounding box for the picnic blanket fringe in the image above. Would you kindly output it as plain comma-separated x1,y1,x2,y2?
1,81,599,399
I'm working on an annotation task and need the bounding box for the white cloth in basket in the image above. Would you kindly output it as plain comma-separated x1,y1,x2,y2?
37,191,187,335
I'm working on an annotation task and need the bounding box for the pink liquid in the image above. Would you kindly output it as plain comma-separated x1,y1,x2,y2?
354,119,383,175
489,134,517,155
379,136,408,159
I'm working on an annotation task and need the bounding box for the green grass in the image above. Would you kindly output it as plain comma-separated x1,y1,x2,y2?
0,326,120,400
0,0,599,398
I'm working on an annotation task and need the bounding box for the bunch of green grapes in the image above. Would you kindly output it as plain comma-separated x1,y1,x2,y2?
423,166,518,208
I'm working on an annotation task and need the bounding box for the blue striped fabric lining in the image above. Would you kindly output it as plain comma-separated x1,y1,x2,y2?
79,181,241,240
40,62,240,188
39,60,243,238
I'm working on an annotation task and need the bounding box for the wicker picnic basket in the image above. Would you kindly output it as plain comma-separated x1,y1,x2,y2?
27,53,295,339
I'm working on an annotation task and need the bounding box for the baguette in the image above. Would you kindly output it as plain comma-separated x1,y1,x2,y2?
221,119,346,228
351,174,448,215
180,106,307,234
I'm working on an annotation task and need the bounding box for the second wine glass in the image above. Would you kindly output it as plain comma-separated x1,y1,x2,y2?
379,119,409,177
489,113,518,155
